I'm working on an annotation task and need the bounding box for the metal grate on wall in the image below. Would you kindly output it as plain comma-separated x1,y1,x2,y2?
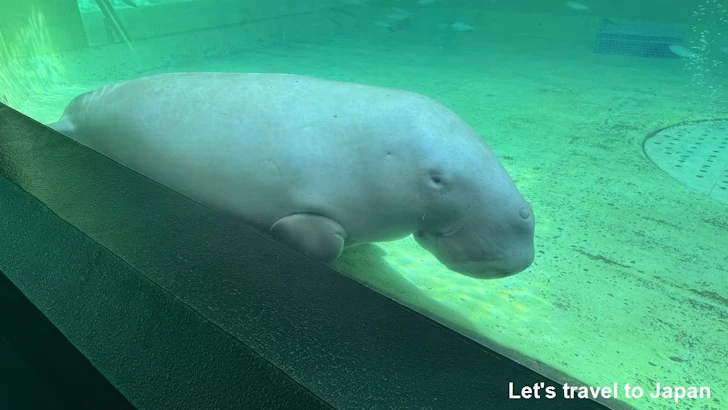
644,120,728,204
593,19,687,59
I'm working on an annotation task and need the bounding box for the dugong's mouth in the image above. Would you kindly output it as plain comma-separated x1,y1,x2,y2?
445,260,522,279
414,229,534,278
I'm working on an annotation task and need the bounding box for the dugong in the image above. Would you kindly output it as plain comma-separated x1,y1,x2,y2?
48,72,535,278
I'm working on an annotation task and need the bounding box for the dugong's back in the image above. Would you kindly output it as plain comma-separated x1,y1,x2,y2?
50,73,449,240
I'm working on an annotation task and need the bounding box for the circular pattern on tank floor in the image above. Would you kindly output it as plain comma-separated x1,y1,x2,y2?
643,119,728,204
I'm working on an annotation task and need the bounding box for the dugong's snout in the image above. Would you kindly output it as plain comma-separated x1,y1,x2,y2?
414,203,536,279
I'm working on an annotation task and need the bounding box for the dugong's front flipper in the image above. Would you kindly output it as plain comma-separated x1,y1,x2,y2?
47,119,75,136
270,213,348,263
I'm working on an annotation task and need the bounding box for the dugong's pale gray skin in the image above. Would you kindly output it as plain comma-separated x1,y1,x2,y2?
48,72,535,278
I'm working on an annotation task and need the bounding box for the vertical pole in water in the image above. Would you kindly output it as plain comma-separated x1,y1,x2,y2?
94,0,136,53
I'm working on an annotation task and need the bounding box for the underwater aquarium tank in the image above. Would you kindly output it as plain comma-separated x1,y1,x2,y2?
1,0,726,409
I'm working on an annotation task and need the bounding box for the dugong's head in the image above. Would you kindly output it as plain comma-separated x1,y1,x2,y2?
411,125,535,279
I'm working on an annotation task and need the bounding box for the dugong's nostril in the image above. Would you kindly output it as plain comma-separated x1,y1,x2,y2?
519,206,531,219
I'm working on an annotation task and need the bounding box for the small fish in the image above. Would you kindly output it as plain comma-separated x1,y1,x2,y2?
373,20,395,28
669,44,697,58
417,0,438,4
438,22,474,31
565,1,589,10
452,22,474,31
386,8,410,20
386,12,410,20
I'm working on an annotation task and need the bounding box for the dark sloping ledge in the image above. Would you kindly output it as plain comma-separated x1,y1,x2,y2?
0,103,607,410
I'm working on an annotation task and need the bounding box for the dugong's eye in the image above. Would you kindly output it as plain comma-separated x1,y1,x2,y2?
428,170,444,186
428,174,447,191
426,170,446,190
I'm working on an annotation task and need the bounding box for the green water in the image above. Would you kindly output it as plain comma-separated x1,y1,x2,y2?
1,1,727,409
